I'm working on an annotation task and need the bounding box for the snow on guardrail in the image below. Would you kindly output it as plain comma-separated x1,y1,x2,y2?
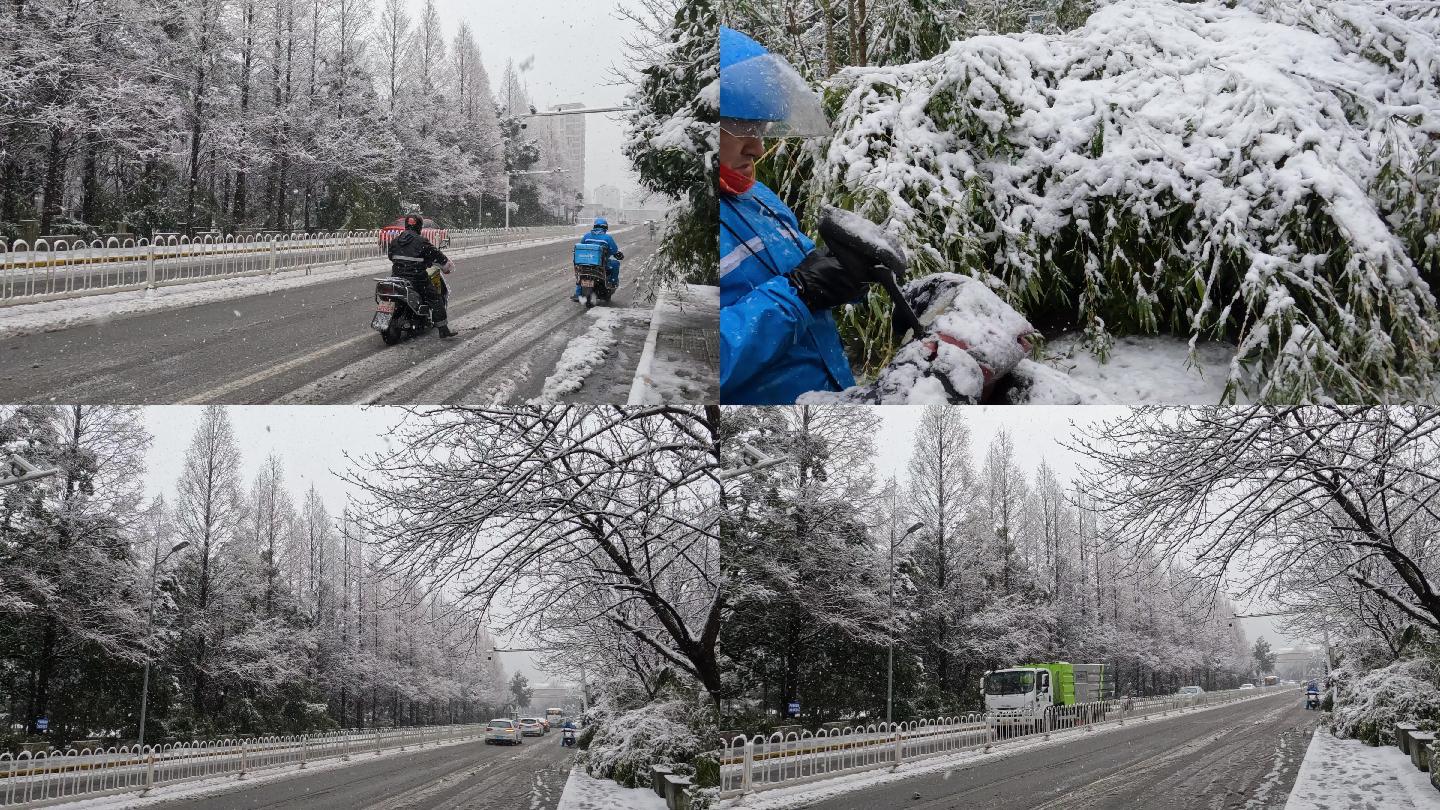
0,226,576,306
0,723,485,807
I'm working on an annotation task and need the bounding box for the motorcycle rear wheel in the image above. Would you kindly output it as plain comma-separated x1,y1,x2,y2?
381,316,404,345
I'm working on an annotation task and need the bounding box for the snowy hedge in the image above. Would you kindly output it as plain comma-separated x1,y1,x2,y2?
583,695,707,789
1332,657,1440,746
816,0,1440,402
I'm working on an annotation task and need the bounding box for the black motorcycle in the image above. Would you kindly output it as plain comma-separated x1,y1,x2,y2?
371,271,448,345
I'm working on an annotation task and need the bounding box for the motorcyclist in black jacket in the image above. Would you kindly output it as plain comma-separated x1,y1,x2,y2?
388,214,455,338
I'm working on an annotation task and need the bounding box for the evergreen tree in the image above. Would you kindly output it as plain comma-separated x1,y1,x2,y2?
624,0,718,286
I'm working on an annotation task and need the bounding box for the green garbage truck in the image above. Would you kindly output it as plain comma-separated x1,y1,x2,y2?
981,662,1114,716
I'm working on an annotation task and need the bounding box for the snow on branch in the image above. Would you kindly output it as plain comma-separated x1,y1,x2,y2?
347,405,723,699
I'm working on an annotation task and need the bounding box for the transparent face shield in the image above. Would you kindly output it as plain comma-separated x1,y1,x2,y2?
720,53,830,138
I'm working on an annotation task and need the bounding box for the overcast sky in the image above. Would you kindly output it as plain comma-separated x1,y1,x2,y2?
434,0,649,200
870,406,1315,652
138,406,562,684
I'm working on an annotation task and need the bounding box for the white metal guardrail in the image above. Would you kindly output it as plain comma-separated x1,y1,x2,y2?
0,226,578,306
0,723,487,807
719,685,1286,797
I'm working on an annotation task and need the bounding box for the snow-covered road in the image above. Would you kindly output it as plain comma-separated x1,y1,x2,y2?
0,230,669,404
771,690,1317,810
53,736,574,810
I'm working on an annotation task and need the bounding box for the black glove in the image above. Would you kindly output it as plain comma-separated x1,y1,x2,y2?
785,247,870,311
614,251,625,260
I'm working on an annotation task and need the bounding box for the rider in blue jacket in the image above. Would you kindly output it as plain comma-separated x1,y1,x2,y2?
573,218,624,301
720,28,874,404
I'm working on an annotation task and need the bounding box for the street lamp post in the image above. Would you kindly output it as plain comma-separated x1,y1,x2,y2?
887,520,924,726
137,539,190,749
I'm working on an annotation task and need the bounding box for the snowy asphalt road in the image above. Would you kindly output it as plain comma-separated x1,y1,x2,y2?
804,691,1318,810
0,231,658,404
151,736,573,810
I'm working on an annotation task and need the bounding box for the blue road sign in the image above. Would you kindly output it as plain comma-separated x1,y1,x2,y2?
35,718,48,731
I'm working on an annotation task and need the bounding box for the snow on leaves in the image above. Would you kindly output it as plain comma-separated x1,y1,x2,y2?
817,0,1440,402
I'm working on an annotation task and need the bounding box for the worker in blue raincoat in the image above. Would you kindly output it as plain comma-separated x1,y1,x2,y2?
719,27,874,404
572,217,624,301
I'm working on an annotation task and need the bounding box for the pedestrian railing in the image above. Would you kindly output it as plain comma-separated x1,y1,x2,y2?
0,225,579,306
718,685,1285,797
0,723,486,807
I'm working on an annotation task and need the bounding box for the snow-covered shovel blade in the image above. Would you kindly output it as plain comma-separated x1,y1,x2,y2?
817,207,926,340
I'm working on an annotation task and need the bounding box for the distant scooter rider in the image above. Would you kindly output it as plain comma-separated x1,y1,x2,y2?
572,217,624,302
388,214,455,338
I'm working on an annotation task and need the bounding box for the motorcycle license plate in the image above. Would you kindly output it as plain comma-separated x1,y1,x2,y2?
371,312,392,331
581,278,595,288
376,301,396,313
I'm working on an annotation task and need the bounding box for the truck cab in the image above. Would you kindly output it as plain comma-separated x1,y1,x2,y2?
983,667,1052,715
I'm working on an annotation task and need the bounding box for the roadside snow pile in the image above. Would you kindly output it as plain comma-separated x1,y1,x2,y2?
533,309,631,401
801,273,1110,403
583,697,705,789
1333,658,1440,746
819,0,1440,402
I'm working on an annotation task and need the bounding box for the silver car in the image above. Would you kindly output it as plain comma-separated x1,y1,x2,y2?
484,718,522,745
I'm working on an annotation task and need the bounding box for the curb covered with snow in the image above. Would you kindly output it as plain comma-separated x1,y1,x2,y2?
557,766,668,810
1285,728,1440,809
627,283,719,405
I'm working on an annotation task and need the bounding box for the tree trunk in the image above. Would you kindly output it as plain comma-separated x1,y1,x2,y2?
79,135,100,227
39,127,66,234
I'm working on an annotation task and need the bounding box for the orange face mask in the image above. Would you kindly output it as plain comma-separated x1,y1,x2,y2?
719,164,755,196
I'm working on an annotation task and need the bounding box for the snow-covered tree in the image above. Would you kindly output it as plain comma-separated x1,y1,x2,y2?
0,0,560,238
349,405,723,710
0,407,151,738
624,0,718,286
723,406,892,722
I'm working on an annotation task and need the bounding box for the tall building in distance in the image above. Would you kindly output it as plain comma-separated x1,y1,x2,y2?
543,102,586,207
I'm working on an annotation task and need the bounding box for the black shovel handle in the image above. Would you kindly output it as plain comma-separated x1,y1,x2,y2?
875,266,925,339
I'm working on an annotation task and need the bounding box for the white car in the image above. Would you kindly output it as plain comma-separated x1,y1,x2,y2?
518,718,546,737
484,718,522,745
1239,683,1256,690
1178,686,1205,696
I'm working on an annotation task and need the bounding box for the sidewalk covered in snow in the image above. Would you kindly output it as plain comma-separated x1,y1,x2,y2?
1285,729,1440,809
